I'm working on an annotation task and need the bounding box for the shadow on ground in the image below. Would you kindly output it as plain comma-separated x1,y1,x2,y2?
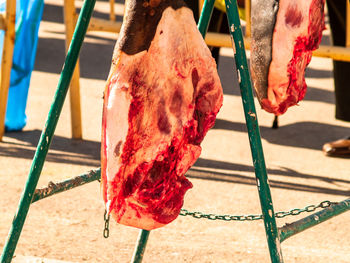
35,3,118,80
0,130,100,167
35,36,115,80
2,129,350,196
42,1,124,25
189,158,350,196
3,120,346,164
213,120,349,151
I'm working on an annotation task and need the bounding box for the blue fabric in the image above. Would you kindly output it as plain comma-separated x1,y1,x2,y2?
0,0,44,131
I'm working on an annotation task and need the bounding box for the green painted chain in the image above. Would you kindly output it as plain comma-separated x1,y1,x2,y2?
103,210,110,238
179,200,338,221
102,200,337,237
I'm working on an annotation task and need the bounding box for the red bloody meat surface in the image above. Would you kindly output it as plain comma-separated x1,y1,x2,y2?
250,0,325,115
101,0,223,230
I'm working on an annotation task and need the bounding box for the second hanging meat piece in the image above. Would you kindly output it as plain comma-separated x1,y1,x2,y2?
250,0,326,115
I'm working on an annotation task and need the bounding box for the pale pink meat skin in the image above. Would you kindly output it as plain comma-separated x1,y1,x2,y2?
253,0,325,115
101,7,223,230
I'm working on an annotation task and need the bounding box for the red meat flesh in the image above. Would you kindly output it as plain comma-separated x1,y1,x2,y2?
251,0,325,115
101,7,223,230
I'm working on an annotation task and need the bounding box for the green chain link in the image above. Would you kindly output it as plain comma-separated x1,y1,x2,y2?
102,201,338,238
179,200,337,221
103,210,110,238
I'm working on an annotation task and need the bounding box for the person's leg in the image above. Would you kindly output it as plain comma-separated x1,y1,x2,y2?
323,0,350,157
327,0,350,122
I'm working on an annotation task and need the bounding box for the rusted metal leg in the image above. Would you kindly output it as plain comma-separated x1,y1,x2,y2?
64,0,83,139
224,0,283,262
197,0,216,36
131,230,151,263
0,0,16,141
31,169,101,203
279,198,350,242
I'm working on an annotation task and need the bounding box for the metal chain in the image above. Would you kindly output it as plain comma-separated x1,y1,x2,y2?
101,201,337,237
103,210,110,238
179,200,337,221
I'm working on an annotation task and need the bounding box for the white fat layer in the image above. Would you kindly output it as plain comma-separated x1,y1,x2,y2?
105,52,146,186
106,82,130,182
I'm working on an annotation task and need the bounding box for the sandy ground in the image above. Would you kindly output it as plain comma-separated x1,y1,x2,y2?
1,0,350,262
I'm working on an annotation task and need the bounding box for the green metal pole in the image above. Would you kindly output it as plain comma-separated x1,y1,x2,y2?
223,1,283,262
131,230,150,263
0,1,96,262
197,0,216,37
279,198,350,242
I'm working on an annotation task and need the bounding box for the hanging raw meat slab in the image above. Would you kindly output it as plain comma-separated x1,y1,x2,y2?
101,0,223,230
250,0,325,115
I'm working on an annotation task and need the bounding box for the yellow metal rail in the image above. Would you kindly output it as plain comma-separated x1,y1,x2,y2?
64,0,83,139
0,12,6,30
85,19,350,63
205,33,350,62
0,0,16,141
